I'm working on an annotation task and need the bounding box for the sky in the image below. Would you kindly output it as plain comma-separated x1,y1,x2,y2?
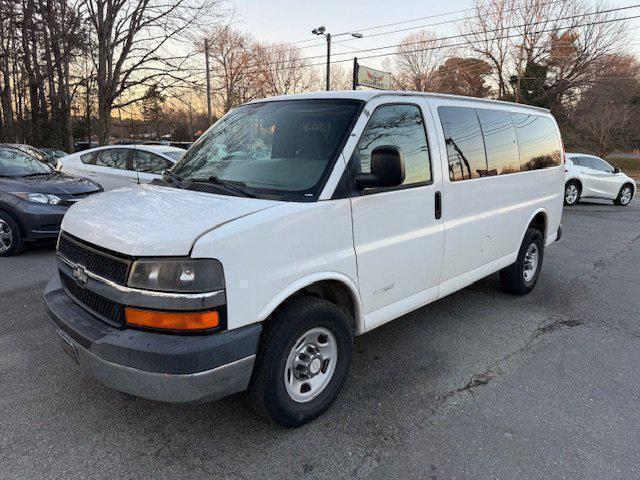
231,0,640,71
233,0,475,70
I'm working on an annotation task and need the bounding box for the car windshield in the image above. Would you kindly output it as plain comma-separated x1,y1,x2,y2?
171,99,362,199
0,148,53,176
163,150,185,161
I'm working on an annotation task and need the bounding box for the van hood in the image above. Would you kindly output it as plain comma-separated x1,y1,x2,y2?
61,184,281,256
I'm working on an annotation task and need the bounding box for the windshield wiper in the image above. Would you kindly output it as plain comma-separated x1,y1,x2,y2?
189,176,258,198
163,170,184,188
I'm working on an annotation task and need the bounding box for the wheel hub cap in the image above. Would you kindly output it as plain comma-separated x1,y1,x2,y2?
621,188,632,204
523,244,539,282
284,327,338,403
565,185,578,204
0,219,13,254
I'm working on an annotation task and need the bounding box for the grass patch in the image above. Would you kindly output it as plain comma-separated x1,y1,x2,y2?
606,154,640,180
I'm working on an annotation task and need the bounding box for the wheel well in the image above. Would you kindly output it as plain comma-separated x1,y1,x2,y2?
622,182,635,194
0,206,24,236
528,212,547,239
268,280,358,332
566,178,582,192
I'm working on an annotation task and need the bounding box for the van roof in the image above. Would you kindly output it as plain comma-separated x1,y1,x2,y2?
248,90,551,114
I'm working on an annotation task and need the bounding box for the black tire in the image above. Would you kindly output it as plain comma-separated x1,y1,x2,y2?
613,184,634,206
247,295,354,427
564,181,581,206
0,211,25,257
500,228,544,295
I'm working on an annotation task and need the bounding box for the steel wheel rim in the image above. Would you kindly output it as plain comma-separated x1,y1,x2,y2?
523,243,539,282
565,184,578,204
284,327,338,403
0,219,13,253
621,187,632,205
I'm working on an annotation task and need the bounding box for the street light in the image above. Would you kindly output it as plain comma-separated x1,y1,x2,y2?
312,26,363,91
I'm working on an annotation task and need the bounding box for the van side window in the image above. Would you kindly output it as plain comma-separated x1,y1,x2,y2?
438,106,487,181
511,114,561,170
353,104,431,187
476,109,520,175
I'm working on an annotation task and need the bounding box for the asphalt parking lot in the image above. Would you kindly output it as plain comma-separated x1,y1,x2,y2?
2,199,640,479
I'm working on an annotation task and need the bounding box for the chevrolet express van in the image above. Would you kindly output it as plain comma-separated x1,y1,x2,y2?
44,91,564,427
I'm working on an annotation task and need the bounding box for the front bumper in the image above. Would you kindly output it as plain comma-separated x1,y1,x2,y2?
15,201,68,240
43,276,261,404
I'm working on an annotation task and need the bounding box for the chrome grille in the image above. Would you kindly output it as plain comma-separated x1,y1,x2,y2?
60,271,125,326
57,233,130,285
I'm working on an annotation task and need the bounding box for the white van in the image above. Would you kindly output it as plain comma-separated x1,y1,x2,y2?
44,91,564,427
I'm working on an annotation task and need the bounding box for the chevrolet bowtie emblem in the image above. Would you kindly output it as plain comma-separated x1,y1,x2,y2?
72,265,89,288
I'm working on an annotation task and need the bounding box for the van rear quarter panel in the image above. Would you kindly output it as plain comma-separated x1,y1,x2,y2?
190,199,360,332
426,97,564,289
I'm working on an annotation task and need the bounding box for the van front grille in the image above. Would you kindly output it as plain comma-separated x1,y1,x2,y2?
58,233,130,285
60,271,125,326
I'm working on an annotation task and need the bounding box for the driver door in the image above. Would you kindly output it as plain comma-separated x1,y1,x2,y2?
348,99,445,331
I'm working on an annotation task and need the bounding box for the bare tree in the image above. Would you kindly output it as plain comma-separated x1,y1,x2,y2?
385,29,449,91
82,0,223,144
253,42,318,97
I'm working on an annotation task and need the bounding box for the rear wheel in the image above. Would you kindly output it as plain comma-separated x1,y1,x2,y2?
564,181,580,206
0,212,24,257
614,185,633,206
500,228,544,295
247,295,354,427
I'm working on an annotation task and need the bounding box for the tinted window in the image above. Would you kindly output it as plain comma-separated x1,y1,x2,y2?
590,157,612,172
94,149,129,169
133,150,169,174
572,156,593,168
476,109,520,175
163,150,185,161
353,104,431,187
439,106,487,181
511,114,561,171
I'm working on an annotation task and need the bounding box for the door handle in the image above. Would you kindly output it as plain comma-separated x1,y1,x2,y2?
435,191,442,219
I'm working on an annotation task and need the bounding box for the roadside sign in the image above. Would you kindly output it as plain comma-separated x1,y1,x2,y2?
353,58,391,90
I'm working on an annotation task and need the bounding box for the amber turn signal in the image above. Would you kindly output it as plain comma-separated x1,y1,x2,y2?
125,307,220,331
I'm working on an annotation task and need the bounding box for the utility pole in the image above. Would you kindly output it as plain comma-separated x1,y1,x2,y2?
352,57,358,90
325,33,331,91
204,38,212,123
515,44,524,104
312,27,363,92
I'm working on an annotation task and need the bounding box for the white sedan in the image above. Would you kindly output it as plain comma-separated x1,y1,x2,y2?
564,153,636,206
58,144,186,191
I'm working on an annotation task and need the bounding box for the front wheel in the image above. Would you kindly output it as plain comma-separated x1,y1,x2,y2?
247,295,354,427
614,185,633,206
564,181,580,206
500,228,544,295
0,212,24,257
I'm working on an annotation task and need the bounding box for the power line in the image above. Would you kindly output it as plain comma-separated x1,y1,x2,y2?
188,11,640,84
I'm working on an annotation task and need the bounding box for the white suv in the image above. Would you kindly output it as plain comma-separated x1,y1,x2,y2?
564,153,635,206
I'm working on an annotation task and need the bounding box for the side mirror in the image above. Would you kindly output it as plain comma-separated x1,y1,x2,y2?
355,145,405,190
613,167,620,174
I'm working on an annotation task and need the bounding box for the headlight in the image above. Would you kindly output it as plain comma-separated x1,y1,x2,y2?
13,192,63,205
127,258,225,293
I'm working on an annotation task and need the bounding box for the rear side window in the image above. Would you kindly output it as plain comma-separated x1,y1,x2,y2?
572,156,593,168
439,106,487,181
353,104,432,187
511,114,561,171
94,149,129,169
476,109,520,175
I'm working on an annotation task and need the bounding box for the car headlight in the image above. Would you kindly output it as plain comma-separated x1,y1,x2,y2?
127,258,225,293
13,192,63,205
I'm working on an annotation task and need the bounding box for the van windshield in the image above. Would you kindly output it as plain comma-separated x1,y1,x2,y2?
171,99,362,200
